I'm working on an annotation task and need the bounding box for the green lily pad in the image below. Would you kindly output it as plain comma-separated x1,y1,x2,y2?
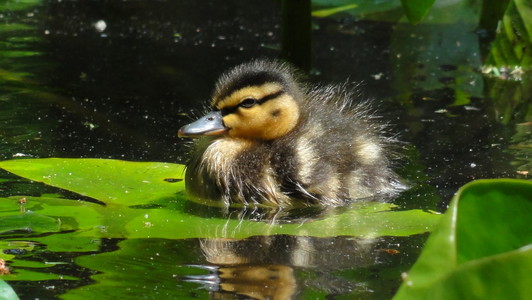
1,269,78,282
0,158,441,240
0,195,439,240
0,241,36,261
0,212,61,235
0,158,186,206
393,179,532,300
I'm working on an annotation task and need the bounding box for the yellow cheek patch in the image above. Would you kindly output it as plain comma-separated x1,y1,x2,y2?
222,94,300,140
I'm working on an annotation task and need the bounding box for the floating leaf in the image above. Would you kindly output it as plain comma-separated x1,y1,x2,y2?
0,241,36,261
1,269,78,282
0,212,60,234
0,194,439,240
0,158,186,206
393,179,532,299
0,158,441,240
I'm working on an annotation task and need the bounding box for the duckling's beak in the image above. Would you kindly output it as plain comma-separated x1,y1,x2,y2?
178,111,228,137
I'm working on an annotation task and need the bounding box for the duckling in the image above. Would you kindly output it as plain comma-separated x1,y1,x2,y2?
179,60,405,207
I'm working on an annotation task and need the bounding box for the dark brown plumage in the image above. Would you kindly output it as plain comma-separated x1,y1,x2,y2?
179,60,405,207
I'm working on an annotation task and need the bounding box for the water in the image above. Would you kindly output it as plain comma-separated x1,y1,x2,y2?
1,0,530,299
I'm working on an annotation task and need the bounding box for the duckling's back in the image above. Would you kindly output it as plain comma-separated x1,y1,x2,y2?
270,83,404,205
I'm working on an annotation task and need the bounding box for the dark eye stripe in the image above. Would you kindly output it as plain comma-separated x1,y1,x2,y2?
219,90,285,116
258,90,284,104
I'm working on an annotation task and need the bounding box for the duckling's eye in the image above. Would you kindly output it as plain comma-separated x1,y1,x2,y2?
239,98,258,109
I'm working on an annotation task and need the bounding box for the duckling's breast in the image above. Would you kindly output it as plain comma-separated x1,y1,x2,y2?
186,136,295,206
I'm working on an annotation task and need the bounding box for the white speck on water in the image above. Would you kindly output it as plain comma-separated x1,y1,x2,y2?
94,20,107,32
13,153,32,157
371,72,383,80
401,272,408,280
470,163,477,168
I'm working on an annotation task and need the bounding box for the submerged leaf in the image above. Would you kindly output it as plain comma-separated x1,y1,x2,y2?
312,4,358,18
400,0,436,24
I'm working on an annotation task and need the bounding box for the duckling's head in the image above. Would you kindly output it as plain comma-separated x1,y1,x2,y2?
179,60,305,141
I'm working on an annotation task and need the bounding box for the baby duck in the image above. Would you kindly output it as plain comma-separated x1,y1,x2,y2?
179,60,405,207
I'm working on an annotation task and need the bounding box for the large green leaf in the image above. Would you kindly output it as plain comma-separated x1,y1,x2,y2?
0,279,19,300
0,158,186,206
393,179,532,300
0,158,441,240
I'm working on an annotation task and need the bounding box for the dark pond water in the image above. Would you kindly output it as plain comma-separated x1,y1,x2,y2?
1,0,530,299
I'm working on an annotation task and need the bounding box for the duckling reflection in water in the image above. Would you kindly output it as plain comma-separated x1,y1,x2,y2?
183,235,380,298
179,60,406,207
